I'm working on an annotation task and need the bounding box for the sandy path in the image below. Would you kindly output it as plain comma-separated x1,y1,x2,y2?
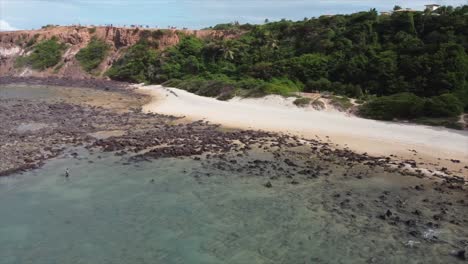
139,85,468,174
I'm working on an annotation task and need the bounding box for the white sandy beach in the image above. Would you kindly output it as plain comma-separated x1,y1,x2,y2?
139,85,468,172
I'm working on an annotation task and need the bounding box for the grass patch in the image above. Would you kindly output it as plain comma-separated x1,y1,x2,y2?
14,38,66,70
260,78,303,96
76,38,110,72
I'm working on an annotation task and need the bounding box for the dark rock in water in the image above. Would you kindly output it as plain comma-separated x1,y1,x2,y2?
290,180,299,185
412,210,422,216
405,219,416,227
150,179,155,183
284,159,297,167
433,214,442,221
454,249,466,261
386,209,393,218
264,181,273,188
378,209,395,221
409,230,420,237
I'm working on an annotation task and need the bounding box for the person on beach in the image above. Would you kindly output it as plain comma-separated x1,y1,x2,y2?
65,168,70,178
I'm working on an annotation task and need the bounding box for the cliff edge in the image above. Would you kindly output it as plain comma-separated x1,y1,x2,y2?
0,26,240,79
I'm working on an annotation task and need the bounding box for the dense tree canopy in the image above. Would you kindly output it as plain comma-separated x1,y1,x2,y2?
107,5,468,122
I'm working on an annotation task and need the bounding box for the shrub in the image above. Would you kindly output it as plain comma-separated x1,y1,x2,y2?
423,93,464,117
280,53,329,83
163,76,236,99
359,92,425,120
88,27,96,34
106,43,157,83
25,34,39,48
311,99,326,110
414,117,463,130
41,24,58,29
15,38,66,70
329,95,353,111
237,78,267,90
305,78,331,92
293,97,312,107
14,56,29,68
53,62,64,74
151,30,165,39
76,38,110,72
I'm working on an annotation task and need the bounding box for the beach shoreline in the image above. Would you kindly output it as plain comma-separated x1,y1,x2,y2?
139,85,468,177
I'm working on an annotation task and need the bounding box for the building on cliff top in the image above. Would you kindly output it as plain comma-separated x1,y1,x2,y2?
425,4,441,11
394,8,419,13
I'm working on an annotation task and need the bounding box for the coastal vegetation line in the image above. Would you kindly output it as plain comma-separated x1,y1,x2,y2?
6,5,468,129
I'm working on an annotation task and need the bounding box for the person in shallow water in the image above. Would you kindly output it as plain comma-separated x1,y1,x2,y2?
65,168,70,178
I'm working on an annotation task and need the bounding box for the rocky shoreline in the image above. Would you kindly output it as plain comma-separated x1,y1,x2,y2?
1,78,467,261
1,77,466,180
0,76,129,91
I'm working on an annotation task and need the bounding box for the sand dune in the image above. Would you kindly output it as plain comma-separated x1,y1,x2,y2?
140,85,468,171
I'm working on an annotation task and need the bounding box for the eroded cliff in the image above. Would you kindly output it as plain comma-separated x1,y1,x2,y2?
0,26,240,79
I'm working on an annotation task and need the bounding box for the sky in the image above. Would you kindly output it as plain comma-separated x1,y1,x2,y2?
1,0,467,31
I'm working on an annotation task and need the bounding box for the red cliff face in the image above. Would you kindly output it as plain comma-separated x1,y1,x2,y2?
0,26,241,79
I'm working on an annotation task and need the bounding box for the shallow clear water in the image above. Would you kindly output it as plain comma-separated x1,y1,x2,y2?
0,149,464,264
0,85,57,100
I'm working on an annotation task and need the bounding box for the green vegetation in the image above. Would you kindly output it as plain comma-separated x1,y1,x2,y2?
41,24,59,29
53,62,64,74
359,93,426,120
106,43,157,83
76,38,110,72
293,97,312,107
15,38,66,70
88,27,96,34
329,96,353,111
360,92,464,120
106,5,468,125
413,117,463,130
25,34,39,48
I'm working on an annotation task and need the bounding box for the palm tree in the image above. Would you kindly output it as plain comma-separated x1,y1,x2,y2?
219,40,238,61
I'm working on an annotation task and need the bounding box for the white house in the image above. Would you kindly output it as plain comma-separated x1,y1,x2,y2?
425,4,441,11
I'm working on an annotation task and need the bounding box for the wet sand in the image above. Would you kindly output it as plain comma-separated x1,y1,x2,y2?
140,85,468,176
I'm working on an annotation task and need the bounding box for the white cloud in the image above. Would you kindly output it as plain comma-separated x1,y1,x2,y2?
0,20,18,31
